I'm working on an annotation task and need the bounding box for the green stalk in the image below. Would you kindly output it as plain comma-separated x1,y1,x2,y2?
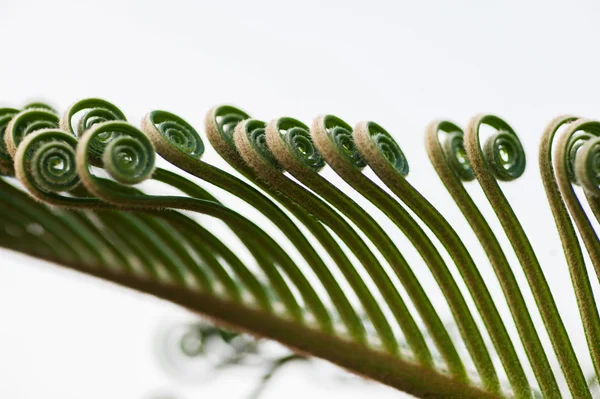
0,179,94,264
309,116,493,387
142,110,362,342
425,120,561,398
464,114,590,398
67,210,136,273
233,117,437,362
267,117,468,370
0,198,66,260
205,106,391,345
74,122,329,328
14,126,307,325
306,115,516,393
352,118,535,396
35,252,501,399
549,118,600,387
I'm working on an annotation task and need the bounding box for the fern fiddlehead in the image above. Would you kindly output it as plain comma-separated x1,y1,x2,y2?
11,126,134,269
234,118,406,357
7,105,166,275
577,138,600,200
547,118,600,388
60,97,127,139
205,107,389,347
5,107,59,158
61,100,285,308
19,129,281,316
62,100,329,320
349,118,537,396
140,110,364,341
13,116,258,301
553,120,600,272
58,99,273,303
70,117,501,396
22,102,57,113
6,97,600,398
465,114,590,398
1,103,139,270
315,115,521,393
311,115,496,383
426,120,561,397
266,116,476,371
15,128,103,208
75,120,333,327
217,113,412,358
205,106,406,348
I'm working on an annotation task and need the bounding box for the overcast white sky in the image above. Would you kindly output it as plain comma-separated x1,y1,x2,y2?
1,0,600,398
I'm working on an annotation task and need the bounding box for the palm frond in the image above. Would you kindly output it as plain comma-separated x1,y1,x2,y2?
2,98,600,398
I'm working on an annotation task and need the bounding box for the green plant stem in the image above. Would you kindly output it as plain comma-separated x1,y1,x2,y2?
28,251,501,399
550,118,600,388
76,124,330,329
147,169,310,317
80,183,267,308
426,120,561,398
0,200,66,260
139,215,215,290
233,119,431,361
14,127,307,327
582,191,600,271
142,111,363,342
269,118,461,369
99,187,276,310
102,211,189,285
0,179,95,264
92,212,164,281
353,119,538,395
147,213,241,300
78,179,287,313
67,210,136,273
83,178,283,313
205,111,379,344
205,109,396,346
161,211,273,311
465,114,590,398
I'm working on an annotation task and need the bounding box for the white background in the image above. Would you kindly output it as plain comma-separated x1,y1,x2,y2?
1,0,600,398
